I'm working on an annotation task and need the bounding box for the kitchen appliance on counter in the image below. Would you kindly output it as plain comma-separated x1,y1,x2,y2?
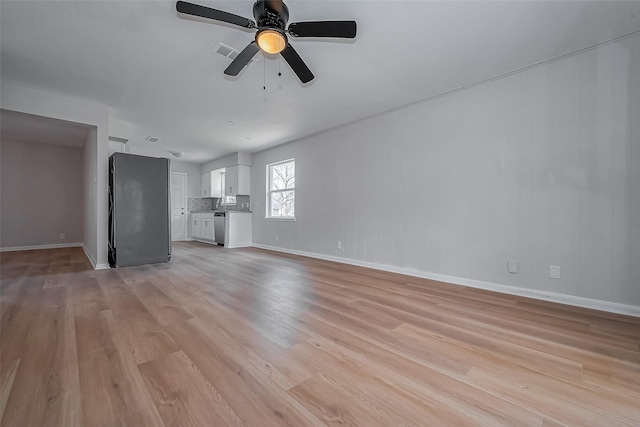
219,195,236,207
214,211,226,246
108,153,171,267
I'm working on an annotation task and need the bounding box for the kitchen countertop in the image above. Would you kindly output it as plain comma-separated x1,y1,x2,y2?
189,210,252,213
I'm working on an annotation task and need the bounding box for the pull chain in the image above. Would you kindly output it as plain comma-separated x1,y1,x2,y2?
263,56,266,90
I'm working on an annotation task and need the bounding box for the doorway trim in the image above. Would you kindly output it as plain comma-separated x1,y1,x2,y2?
170,171,188,241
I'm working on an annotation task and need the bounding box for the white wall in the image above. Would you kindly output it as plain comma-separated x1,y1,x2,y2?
0,139,84,248
252,35,640,309
83,128,98,266
0,81,110,268
171,160,202,198
201,152,241,173
237,152,252,167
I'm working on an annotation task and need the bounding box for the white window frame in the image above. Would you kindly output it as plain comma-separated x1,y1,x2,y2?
266,158,295,221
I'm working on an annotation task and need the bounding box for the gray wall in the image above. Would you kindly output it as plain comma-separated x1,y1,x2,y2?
251,34,640,307
1,139,84,248
1,81,110,268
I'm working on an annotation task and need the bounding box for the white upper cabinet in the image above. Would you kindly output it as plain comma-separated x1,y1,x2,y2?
201,172,211,197
202,169,227,198
225,165,250,195
210,169,224,198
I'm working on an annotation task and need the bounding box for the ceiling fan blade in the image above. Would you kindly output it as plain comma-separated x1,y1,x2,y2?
265,0,283,14
224,42,260,76
280,43,314,83
176,1,255,29
288,21,356,38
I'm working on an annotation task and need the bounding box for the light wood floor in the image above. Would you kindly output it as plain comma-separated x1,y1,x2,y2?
1,243,639,426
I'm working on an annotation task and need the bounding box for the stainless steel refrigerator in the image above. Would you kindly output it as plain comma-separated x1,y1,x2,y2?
108,153,171,267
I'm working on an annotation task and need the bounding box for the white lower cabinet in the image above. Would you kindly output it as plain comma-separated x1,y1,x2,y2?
202,218,215,241
192,216,202,239
191,211,252,248
191,213,216,243
225,212,252,248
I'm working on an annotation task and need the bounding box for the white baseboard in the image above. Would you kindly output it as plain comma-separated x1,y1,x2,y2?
192,238,217,245
0,243,110,271
227,241,252,249
0,242,83,252
82,245,111,270
82,245,97,268
252,244,640,318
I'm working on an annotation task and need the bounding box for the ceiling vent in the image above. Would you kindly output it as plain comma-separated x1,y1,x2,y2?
216,42,234,57
145,136,160,143
214,42,256,64
108,136,129,144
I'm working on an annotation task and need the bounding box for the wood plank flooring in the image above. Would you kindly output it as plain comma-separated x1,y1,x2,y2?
1,242,639,426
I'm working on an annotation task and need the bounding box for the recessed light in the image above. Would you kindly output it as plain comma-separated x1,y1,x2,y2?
169,151,186,158
228,120,236,125
245,136,252,140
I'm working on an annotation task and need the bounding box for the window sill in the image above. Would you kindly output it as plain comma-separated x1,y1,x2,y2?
264,217,296,222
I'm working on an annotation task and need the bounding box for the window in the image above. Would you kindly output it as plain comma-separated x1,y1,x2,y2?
267,159,295,219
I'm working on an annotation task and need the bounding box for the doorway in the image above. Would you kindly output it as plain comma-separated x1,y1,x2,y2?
170,172,187,241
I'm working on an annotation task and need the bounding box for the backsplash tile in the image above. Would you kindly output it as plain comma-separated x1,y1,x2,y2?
188,195,251,212
231,195,251,212
188,198,214,212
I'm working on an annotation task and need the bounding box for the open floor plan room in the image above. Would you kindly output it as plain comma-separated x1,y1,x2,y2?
1,243,639,426
1,1,639,426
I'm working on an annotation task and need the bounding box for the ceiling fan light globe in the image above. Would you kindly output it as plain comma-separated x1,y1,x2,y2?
256,30,286,54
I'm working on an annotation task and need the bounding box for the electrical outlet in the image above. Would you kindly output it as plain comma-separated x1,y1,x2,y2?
549,265,560,279
337,240,342,250
59,233,65,240
275,235,279,242
507,260,519,274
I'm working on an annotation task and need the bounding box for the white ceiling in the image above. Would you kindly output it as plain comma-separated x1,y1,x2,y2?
1,1,639,163
0,109,91,149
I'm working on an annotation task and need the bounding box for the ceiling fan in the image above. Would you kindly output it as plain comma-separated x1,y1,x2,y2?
176,0,357,83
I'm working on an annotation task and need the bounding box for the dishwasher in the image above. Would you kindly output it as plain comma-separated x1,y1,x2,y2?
214,212,226,246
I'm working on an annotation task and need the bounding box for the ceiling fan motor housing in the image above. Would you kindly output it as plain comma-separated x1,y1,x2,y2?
253,0,289,29
176,0,356,83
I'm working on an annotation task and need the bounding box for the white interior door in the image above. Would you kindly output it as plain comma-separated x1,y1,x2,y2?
170,172,187,241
